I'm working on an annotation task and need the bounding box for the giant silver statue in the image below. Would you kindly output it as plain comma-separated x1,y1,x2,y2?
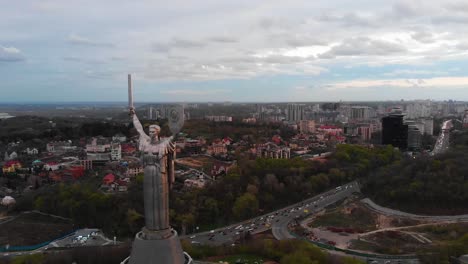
130,109,177,234
124,74,191,264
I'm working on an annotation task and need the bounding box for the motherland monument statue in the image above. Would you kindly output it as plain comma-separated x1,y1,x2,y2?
123,74,192,264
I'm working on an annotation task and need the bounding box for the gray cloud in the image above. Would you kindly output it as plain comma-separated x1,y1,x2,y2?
456,42,468,50
392,1,424,18
431,15,468,24
0,45,25,62
67,34,114,47
445,2,468,13
317,12,376,28
411,31,435,43
171,38,205,48
319,37,406,59
151,37,206,53
257,17,299,31
207,36,237,43
268,33,329,47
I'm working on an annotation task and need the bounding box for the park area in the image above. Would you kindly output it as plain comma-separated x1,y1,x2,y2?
0,211,75,247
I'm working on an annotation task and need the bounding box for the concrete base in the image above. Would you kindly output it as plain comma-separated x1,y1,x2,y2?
128,229,186,264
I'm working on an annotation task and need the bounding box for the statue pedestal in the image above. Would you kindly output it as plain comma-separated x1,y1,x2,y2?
128,229,188,264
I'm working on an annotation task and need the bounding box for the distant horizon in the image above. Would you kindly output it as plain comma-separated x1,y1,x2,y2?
0,99,467,105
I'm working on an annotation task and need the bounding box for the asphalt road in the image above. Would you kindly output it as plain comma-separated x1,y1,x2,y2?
362,198,468,222
182,181,360,246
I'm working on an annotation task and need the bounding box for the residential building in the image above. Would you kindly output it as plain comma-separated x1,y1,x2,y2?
112,134,127,143
257,143,291,159
23,148,39,155
407,125,422,151
147,106,155,120
128,164,144,177
4,151,18,161
111,142,122,161
205,115,233,122
350,106,371,121
358,125,372,141
44,162,60,171
2,160,22,173
80,160,93,170
422,118,434,135
46,141,77,154
317,125,343,136
86,137,111,161
299,120,316,134
287,104,304,122
207,142,227,156
184,178,206,188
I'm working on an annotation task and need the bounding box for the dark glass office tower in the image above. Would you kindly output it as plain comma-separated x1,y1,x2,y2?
382,114,408,149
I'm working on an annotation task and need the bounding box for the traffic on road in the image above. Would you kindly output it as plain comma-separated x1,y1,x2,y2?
182,181,360,246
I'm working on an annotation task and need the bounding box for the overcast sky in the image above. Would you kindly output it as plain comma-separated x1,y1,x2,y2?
2,0,468,102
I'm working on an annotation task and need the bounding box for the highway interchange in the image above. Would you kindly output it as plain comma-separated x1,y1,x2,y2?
182,181,360,246
182,181,421,264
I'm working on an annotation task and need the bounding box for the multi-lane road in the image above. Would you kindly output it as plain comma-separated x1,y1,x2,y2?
181,181,360,246
183,182,423,264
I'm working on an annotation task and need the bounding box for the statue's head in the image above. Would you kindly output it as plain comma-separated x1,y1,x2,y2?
148,125,161,141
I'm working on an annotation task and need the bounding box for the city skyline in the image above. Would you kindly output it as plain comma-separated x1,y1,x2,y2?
2,0,468,102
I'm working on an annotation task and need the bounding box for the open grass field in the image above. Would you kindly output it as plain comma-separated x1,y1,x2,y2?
0,212,74,246
176,156,216,169
310,204,377,232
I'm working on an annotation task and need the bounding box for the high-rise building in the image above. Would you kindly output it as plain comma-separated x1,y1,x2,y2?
382,113,408,149
423,118,434,135
287,104,304,122
147,107,154,120
350,106,371,121
358,125,372,141
407,125,422,151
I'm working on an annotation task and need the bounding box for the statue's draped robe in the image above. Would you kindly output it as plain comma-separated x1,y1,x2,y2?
133,115,175,231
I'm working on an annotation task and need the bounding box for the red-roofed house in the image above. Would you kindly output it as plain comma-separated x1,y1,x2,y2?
272,135,282,145
103,174,116,185
318,125,343,136
121,144,137,155
67,166,85,179
44,162,60,171
222,137,233,145
2,161,22,173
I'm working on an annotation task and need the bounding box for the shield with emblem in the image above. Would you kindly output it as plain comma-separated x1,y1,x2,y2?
168,105,184,135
